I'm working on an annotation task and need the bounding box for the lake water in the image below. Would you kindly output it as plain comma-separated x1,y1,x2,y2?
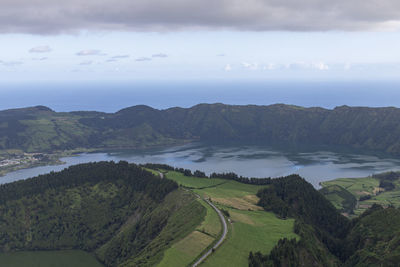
1,143,400,188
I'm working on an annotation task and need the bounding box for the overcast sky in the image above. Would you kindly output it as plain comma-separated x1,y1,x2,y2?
1,0,400,82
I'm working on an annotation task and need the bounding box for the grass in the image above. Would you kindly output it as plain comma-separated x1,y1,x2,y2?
166,171,266,211
202,208,297,267
165,171,227,188
160,171,298,266
321,177,400,216
143,167,161,176
0,250,104,267
319,184,357,213
196,199,222,237
104,189,206,267
321,177,379,196
157,199,221,267
158,231,214,267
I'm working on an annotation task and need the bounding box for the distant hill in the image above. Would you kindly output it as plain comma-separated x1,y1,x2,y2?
2,103,400,154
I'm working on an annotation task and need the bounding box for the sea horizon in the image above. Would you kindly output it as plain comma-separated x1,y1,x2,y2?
2,80,400,112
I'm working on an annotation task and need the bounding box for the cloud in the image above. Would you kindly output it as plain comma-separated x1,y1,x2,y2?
32,57,48,61
242,62,259,70
29,45,52,53
79,60,93,65
224,64,232,71
135,57,151,62
0,60,23,67
105,55,129,63
286,62,330,71
1,0,400,34
311,62,329,71
76,50,104,56
263,63,280,70
152,53,168,58
112,55,130,59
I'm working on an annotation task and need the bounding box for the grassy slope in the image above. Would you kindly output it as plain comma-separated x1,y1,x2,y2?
202,208,297,267
0,250,104,267
158,199,221,267
118,189,206,267
162,171,298,267
321,177,400,216
319,184,357,213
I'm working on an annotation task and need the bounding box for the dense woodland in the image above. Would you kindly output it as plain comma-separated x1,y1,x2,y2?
0,161,205,267
2,104,400,154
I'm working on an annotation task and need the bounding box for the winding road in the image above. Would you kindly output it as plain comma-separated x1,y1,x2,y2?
192,198,228,267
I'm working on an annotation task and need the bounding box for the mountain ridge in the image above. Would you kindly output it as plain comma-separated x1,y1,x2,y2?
2,103,400,155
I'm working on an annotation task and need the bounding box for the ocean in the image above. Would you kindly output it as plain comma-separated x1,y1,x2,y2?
1,80,400,112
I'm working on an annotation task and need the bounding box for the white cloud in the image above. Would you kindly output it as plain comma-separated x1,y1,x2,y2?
0,60,23,67
311,62,329,71
241,62,259,70
32,57,48,61
285,62,330,71
76,50,104,56
152,53,168,58
79,60,93,65
29,45,52,53
263,63,279,70
135,57,152,62
224,64,232,71
112,55,130,59
344,63,352,70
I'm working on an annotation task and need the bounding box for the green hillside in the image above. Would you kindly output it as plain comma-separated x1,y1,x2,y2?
3,104,400,155
1,162,399,267
251,175,400,267
0,161,204,267
321,171,400,216
162,170,298,267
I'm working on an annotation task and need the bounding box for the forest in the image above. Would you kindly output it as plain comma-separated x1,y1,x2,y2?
0,161,205,266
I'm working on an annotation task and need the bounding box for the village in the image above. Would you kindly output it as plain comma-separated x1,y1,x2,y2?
0,152,55,176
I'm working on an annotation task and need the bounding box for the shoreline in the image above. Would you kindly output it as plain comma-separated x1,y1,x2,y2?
0,140,191,178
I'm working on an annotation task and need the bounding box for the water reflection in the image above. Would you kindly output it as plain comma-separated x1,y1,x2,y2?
1,143,400,188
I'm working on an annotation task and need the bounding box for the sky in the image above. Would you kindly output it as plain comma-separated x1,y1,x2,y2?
1,0,400,82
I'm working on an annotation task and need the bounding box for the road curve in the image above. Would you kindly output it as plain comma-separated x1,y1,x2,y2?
192,198,228,267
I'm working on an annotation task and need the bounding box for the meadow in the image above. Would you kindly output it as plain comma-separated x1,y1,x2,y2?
321,176,400,216
160,170,298,266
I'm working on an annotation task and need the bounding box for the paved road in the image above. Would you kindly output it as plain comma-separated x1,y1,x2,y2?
192,198,228,267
